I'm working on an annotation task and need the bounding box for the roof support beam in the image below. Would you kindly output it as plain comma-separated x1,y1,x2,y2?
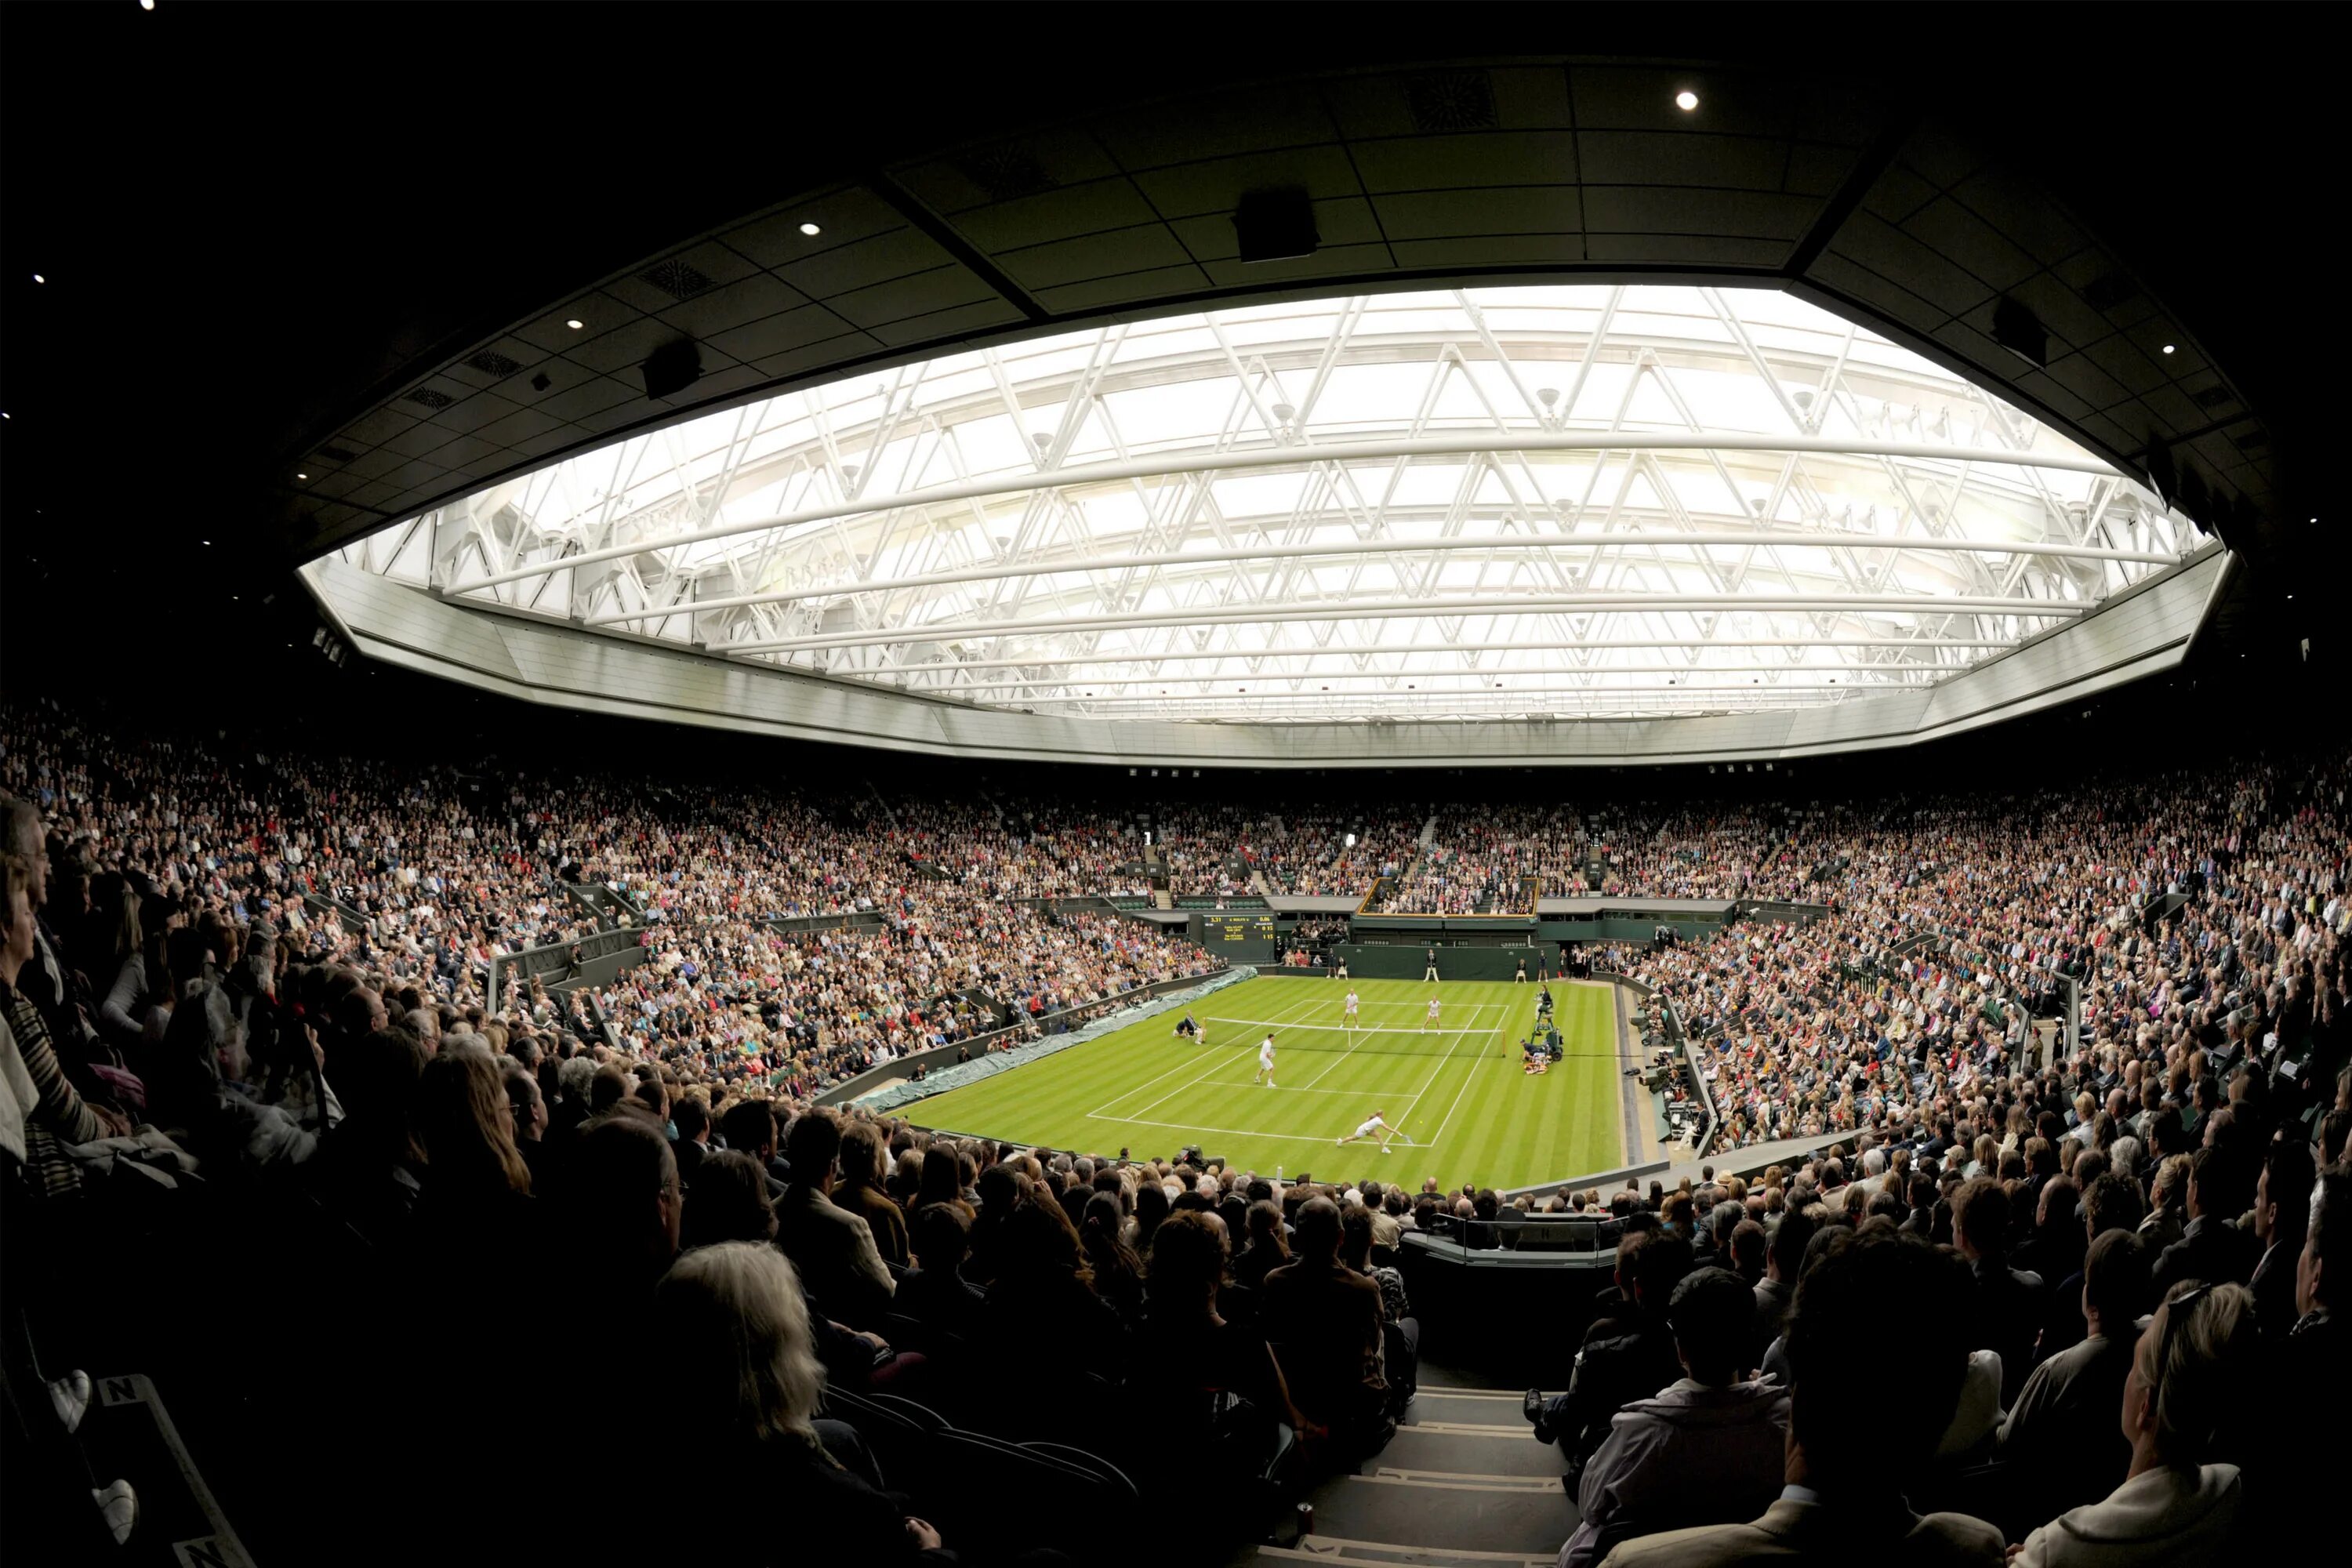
583,531,2167,625
724,591,2085,655
455,431,2124,593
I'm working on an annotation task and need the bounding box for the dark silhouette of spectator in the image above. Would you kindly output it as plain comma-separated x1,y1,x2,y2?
2008,1282,2256,1567
1531,1230,1695,1477
1599,1229,1999,1566
2150,1147,2260,1297
1998,1229,2153,1523
1954,1178,2046,1406
1564,1267,1791,1567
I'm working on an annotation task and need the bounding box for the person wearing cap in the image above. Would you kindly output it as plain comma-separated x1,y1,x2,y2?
1562,1267,1791,1568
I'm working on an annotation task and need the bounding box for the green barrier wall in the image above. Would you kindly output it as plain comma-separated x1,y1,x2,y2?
1536,915,1726,942
1279,942,1537,981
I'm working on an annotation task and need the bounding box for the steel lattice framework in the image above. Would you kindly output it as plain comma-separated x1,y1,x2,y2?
333,285,2199,722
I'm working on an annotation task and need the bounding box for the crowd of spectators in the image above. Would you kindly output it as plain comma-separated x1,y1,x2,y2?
1595,753,2347,1164
1377,804,1587,910
4,693,2348,1564
1512,1079,2343,1565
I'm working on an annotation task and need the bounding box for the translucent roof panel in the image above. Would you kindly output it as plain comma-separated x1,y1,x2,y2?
330,285,2201,723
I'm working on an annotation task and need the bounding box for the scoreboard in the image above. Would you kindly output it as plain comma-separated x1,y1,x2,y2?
1204,913,1278,946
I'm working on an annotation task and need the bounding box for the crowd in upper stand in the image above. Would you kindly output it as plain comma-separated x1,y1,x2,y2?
1373,804,1584,913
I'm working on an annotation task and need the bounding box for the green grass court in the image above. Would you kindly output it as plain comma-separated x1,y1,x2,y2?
901,976,1629,1192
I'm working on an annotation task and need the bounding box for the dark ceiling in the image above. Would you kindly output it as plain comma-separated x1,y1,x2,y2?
1,1,2338,709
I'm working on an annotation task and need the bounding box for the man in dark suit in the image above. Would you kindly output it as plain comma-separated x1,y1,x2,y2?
2245,1139,2315,1339
717,1097,788,1199
774,1108,895,1329
2151,1145,2261,1297
1953,1178,2045,1406
2251,1171,2347,1559
670,1094,712,1188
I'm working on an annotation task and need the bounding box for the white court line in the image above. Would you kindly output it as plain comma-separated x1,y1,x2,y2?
1203,1014,1485,1038
1085,1022,1264,1116
1081,1112,1389,1145
1296,1002,1494,1091
1388,1008,1510,1145
1110,986,1330,1123
1416,1026,1494,1153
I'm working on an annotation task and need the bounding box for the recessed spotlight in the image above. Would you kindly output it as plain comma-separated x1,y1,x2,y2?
1675,89,1700,111
798,221,822,236
296,472,308,481
202,539,210,546
2161,343,2176,355
31,273,44,284
565,318,585,330
140,0,154,9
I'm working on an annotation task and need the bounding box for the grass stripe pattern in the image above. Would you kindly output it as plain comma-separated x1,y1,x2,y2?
898,977,1625,1192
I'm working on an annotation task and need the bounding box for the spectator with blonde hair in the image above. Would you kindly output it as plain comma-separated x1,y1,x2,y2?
653,1243,948,1559
2009,1282,2255,1566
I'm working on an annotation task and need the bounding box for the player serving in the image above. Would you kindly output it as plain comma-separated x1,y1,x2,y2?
1342,988,1360,1031
1337,1109,1398,1153
1422,993,1441,1033
1254,1033,1278,1088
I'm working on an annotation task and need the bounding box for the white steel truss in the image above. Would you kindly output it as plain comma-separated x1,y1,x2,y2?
337,285,2200,723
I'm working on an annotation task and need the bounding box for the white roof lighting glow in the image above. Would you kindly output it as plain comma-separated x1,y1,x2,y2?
329,285,2198,724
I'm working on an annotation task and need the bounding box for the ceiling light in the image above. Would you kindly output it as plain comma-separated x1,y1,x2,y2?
201,539,210,546
2161,343,2176,355
798,221,822,237
565,318,584,330
31,274,44,284
1675,90,1700,111
296,472,308,481
140,0,154,9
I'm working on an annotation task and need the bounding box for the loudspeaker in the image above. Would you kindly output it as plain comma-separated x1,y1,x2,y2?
642,338,703,401
1234,188,1319,263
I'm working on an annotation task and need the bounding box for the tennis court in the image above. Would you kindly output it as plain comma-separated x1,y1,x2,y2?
900,975,1629,1192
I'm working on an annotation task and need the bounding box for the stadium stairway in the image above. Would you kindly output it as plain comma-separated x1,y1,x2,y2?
1229,1368,1572,1568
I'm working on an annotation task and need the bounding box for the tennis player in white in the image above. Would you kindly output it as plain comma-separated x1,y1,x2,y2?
1337,1109,1396,1152
1342,989,1360,1030
1254,1033,1277,1087
1422,994,1441,1033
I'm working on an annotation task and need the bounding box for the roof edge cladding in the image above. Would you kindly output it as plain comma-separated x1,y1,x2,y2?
301,544,2229,768
319,285,2201,728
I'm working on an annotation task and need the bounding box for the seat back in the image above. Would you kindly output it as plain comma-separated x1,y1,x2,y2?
929,1426,1134,1556
818,1385,945,1492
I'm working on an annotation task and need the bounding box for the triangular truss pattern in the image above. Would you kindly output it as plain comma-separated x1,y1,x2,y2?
341,285,2199,723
